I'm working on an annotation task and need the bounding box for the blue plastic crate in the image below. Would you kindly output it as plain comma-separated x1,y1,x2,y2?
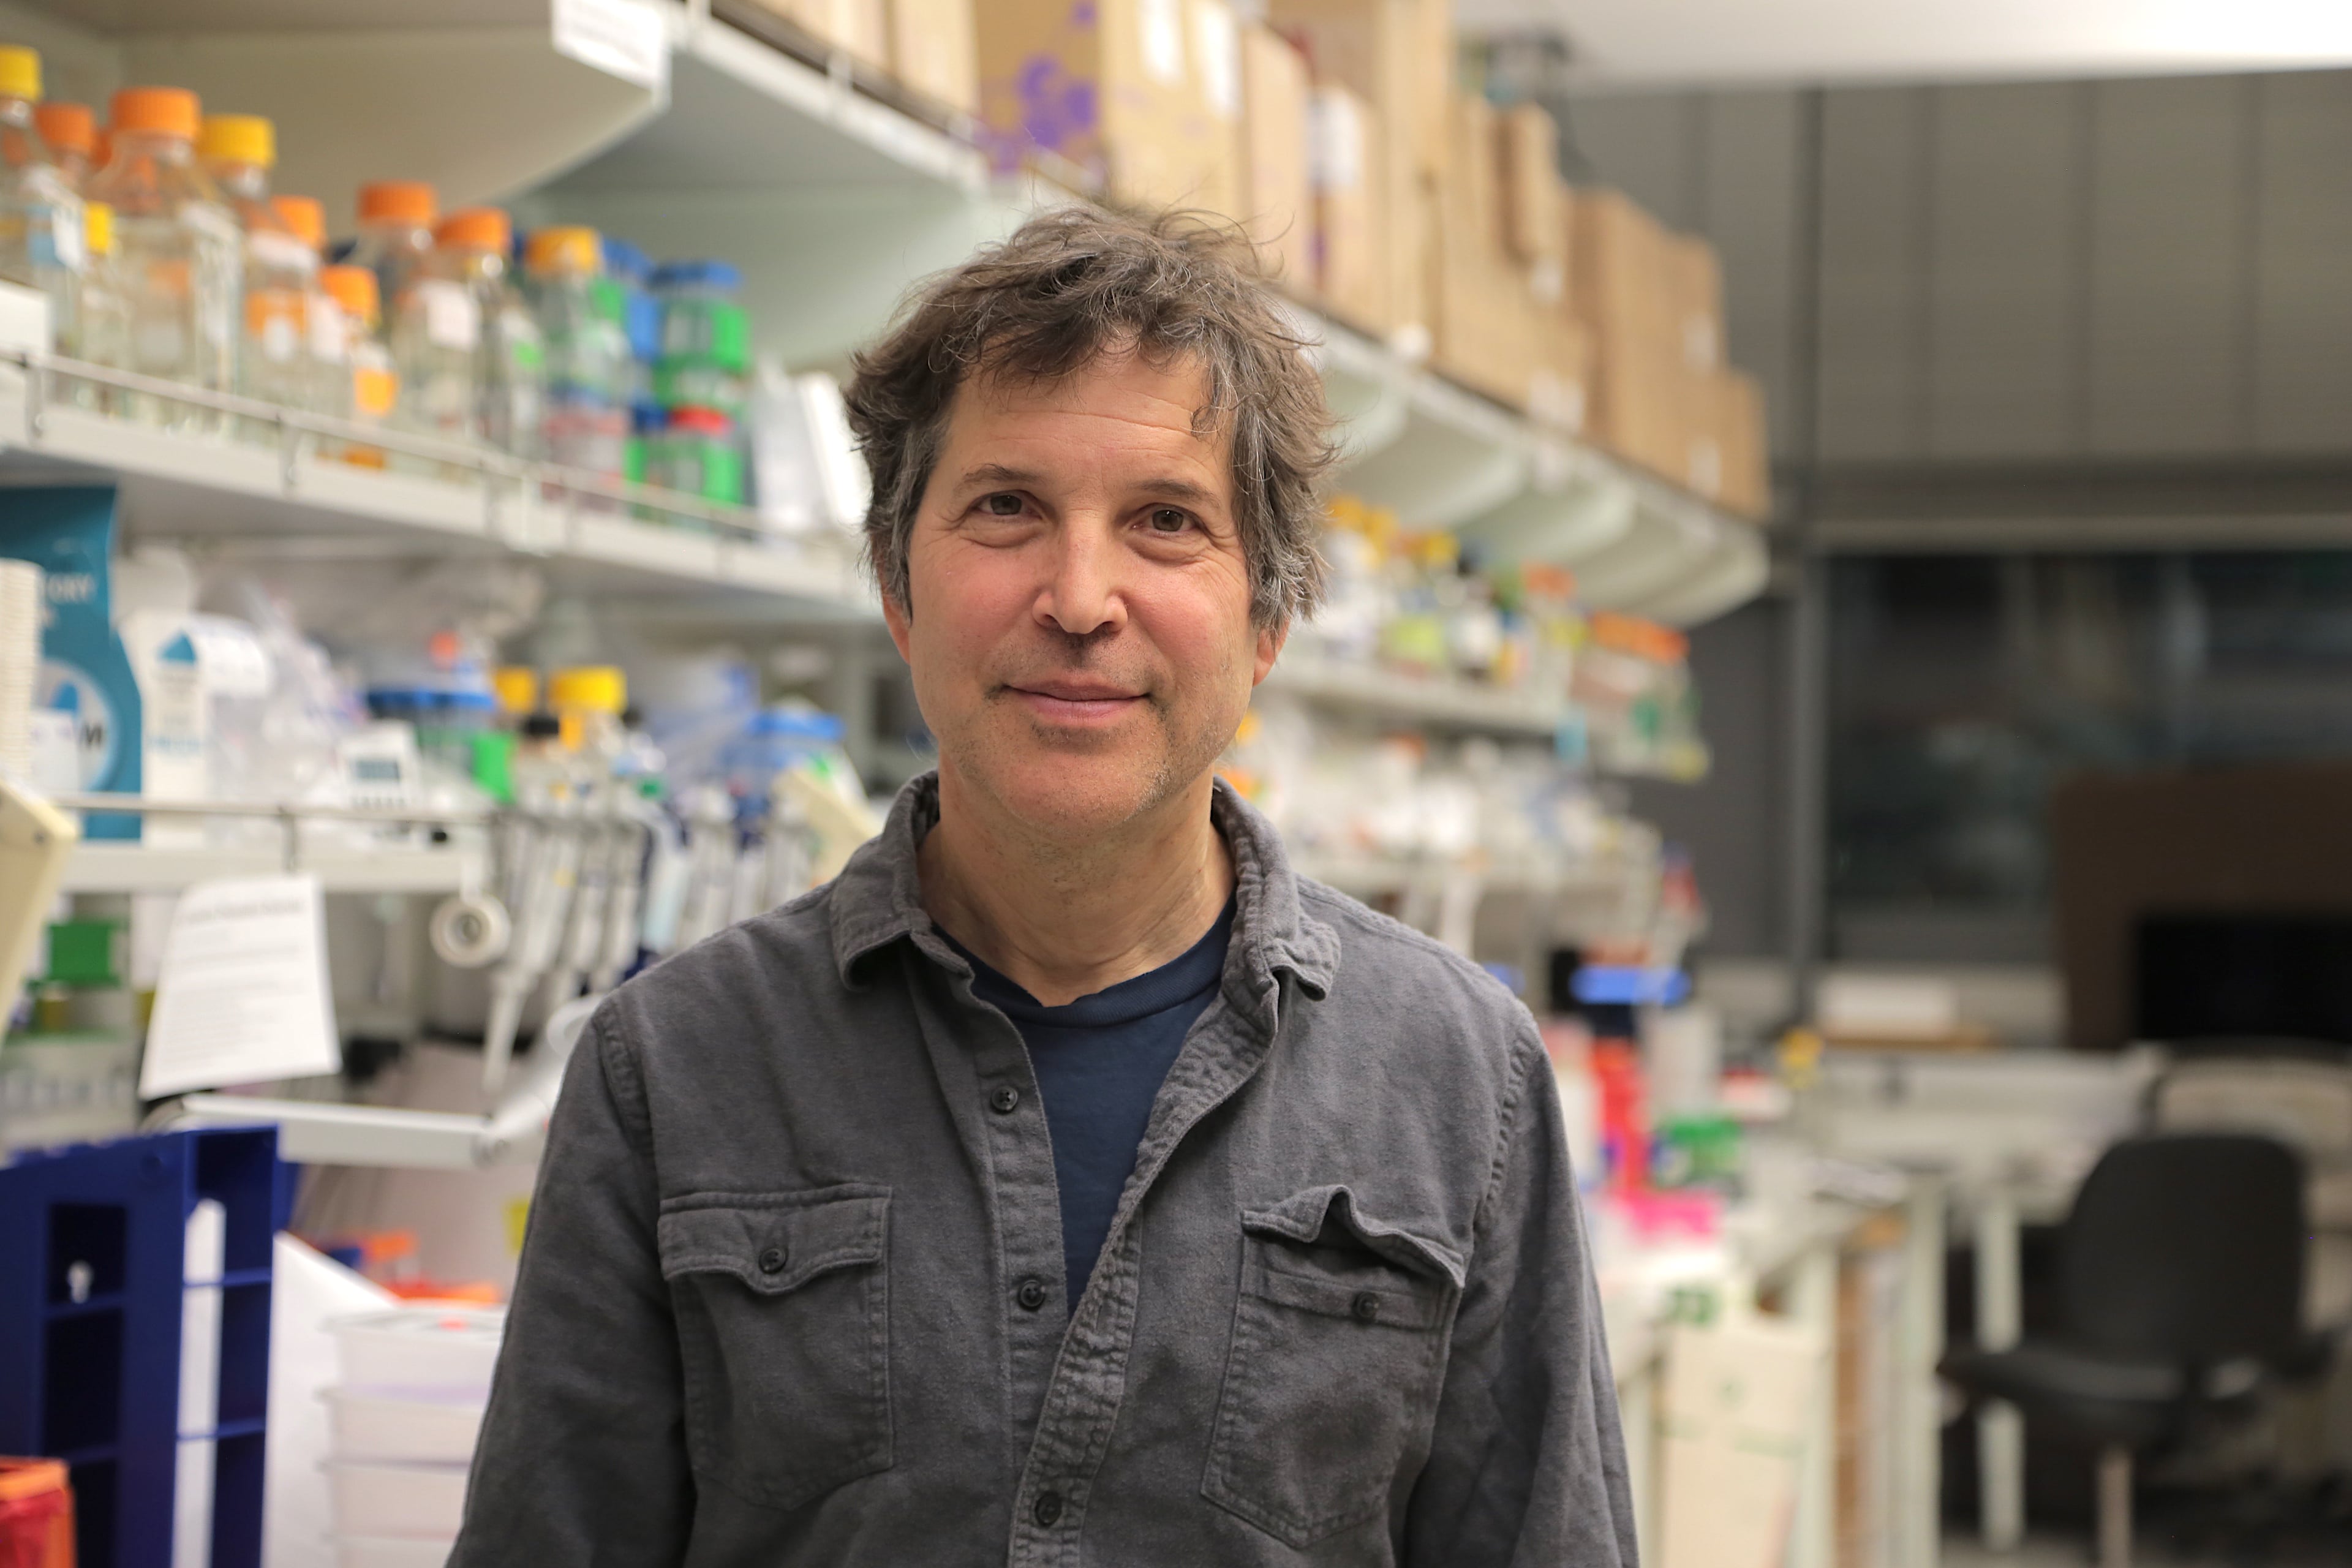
0,1127,284,1568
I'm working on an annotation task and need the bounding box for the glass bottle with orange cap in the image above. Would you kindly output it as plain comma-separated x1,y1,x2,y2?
0,47,87,350
400,206,543,461
30,99,92,190
525,225,628,490
86,86,239,432
198,113,325,431
318,262,398,467
346,180,437,325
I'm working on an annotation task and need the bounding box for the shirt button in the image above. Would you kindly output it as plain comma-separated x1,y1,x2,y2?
758,1246,787,1275
989,1085,1022,1115
1351,1291,1381,1323
1033,1490,1065,1527
1016,1276,1049,1311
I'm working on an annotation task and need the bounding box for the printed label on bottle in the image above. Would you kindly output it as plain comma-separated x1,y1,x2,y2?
416,280,480,351
309,300,349,364
249,291,304,363
249,231,315,273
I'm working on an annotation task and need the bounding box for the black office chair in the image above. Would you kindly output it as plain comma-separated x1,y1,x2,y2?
1942,1132,2312,1568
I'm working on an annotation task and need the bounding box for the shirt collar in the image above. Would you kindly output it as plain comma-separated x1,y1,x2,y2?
827,771,1338,1004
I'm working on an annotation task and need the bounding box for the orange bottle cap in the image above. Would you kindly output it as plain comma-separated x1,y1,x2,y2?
435,206,510,254
111,86,201,141
320,265,380,324
358,179,437,227
271,194,325,249
33,101,92,157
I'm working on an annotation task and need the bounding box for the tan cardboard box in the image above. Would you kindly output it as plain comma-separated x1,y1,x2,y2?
1310,83,1387,331
1708,367,1770,518
1268,0,1438,336
1665,230,1725,374
754,0,890,68
976,0,1231,211
1189,0,1246,220
1498,101,1567,301
1429,92,1538,409
1239,24,1314,286
1572,186,1692,479
1530,307,1593,435
889,0,978,113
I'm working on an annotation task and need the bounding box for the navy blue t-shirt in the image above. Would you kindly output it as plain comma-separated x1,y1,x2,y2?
948,898,1235,1311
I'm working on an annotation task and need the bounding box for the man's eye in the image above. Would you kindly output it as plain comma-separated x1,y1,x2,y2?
982,492,1023,516
1148,508,1190,533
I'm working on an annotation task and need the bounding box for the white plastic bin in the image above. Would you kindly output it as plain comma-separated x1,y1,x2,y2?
324,1387,487,1464
336,1537,454,1568
326,1461,470,1539
333,1306,506,1395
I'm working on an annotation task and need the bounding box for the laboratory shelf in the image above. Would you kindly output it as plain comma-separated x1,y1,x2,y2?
0,353,871,618
1258,649,1570,737
3,0,1771,628
60,842,484,896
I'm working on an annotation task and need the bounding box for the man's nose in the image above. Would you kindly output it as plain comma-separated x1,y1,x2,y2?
1035,516,1128,639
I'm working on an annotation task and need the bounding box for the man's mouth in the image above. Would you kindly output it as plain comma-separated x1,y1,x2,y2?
1002,677,1147,723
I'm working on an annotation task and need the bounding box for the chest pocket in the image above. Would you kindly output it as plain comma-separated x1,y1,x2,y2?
658,1185,892,1512
1201,1185,1464,1549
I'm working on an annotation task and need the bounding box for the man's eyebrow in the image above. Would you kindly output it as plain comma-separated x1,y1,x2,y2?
1139,477,1222,507
954,463,1041,489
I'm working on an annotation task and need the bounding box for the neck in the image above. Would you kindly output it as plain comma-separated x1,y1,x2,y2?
918,767,1233,1007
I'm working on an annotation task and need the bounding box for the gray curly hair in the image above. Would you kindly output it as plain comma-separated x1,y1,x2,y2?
843,206,1335,628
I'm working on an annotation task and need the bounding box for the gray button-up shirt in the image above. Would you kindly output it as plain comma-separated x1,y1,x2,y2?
451,775,1636,1567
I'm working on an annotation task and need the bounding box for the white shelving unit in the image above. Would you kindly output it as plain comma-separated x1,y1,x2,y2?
1259,648,1568,736
62,840,479,895
5,0,1769,629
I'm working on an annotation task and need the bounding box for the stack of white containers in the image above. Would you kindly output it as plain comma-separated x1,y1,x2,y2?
325,1305,506,1567
0,559,37,782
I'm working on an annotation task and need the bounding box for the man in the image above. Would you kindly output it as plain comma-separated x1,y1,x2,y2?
452,208,1635,1566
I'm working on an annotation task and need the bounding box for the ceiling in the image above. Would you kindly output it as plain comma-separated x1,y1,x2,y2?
1457,0,2352,88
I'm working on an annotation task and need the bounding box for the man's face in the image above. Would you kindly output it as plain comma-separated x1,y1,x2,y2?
884,348,1282,842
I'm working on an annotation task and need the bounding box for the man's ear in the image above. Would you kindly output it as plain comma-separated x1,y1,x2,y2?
1251,616,1287,685
881,573,914,665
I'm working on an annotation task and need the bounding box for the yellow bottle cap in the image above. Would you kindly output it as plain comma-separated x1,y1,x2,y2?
197,112,275,168
84,200,112,257
548,665,626,715
524,225,601,277
0,47,41,104
493,666,540,715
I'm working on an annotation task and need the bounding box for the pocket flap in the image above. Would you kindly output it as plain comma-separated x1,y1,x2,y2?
1240,1185,1465,1290
658,1185,889,1295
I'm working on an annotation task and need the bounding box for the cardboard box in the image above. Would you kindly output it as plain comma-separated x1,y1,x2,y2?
1710,366,1769,518
1665,230,1725,374
1310,84,1386,330
754,0,889,68
1239,24,1314,286
1572,185,1691,478
1189,0,1246,219
1429,93,1537,408
1498,101,1567,300
889,0,979,113
1530,307,1592,435
976,0,1233,211
1267,0,1440,337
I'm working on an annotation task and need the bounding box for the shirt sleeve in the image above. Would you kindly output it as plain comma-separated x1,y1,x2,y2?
1403,1027,1639,1568
449,1006,694,1566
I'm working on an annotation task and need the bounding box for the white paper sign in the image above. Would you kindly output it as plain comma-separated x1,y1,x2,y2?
552,0,671,96
141,875,340,1098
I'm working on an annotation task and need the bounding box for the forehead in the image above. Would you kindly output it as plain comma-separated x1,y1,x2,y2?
946,349,1231,473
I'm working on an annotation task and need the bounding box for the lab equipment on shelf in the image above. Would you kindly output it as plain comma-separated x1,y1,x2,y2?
0,48,84,354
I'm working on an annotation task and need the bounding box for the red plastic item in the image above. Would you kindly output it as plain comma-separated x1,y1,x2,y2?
0,1458,74,1568
1591,1038,1649,1193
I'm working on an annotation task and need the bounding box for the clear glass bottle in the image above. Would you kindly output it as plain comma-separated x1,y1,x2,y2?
525,225,628,489
69,200,130,410
0,48,86,355
346,180,436,331
438,208,542,459
86,87,239,434
320,262,397,469
198,114,323,431
31,100,92,190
